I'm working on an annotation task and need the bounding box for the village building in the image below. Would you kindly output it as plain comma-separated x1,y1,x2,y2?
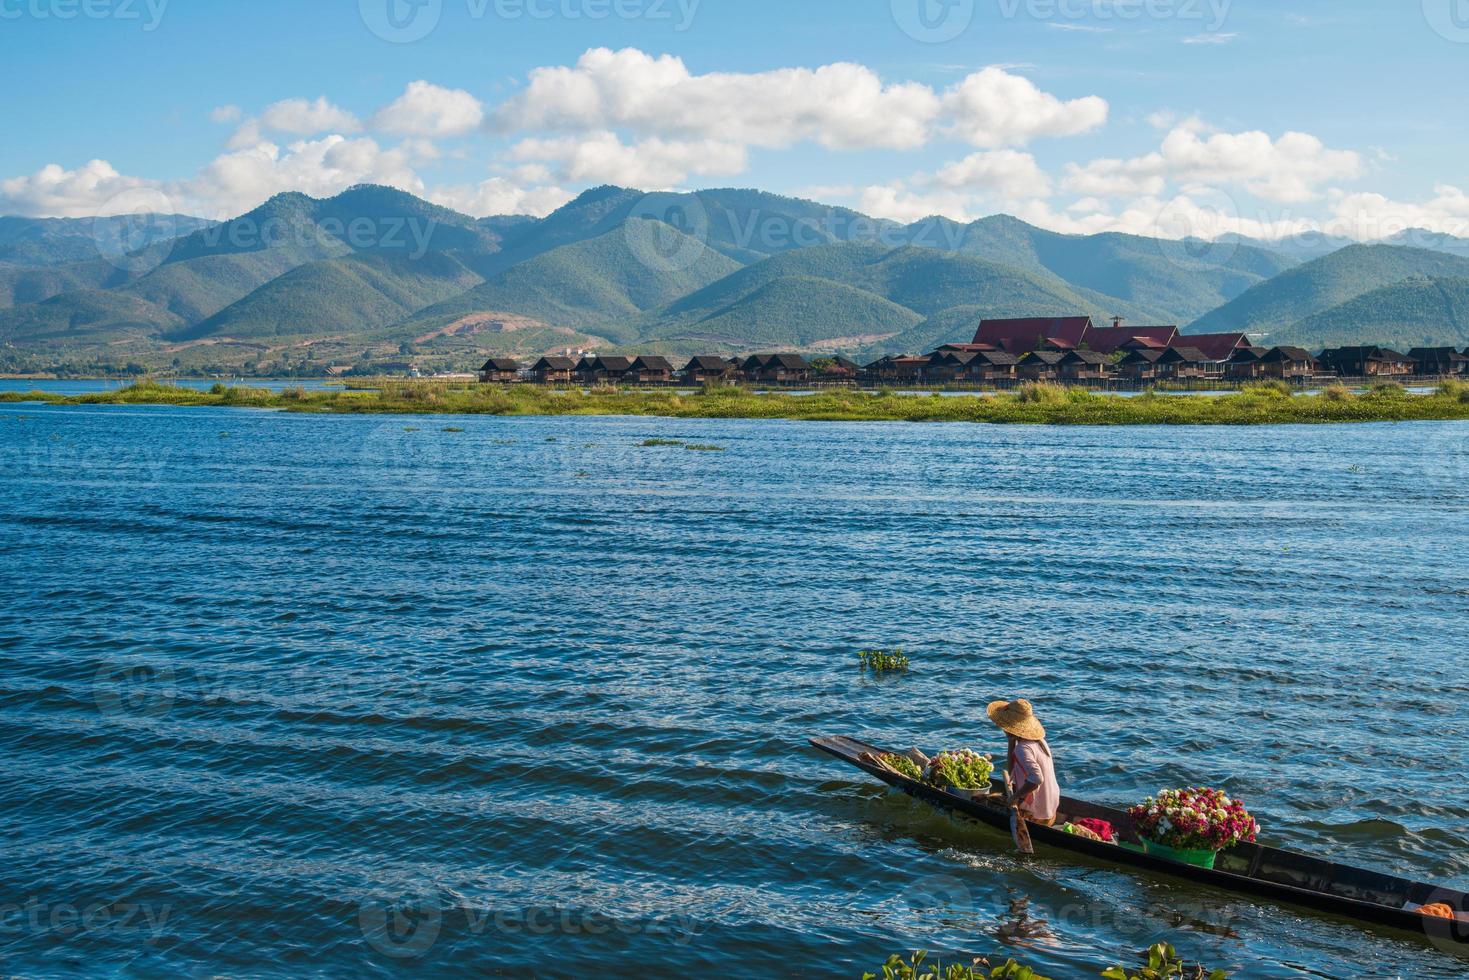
973,316,1094,354
812,356,861,382
924,349,978,383
479,358,522,383
1257,346,1319,380
1084,323,1180,355
1119,348,1165,381
576,355,635,384
528,356,577,384
742,353,811,384
1318,346,1414,378
682,355,740,384
1156,346,1225,380
1018,349,1066,380
1407,347,1468,376
1226,346,1270,380
625,355,675,384
1180,332,1254,362
1056,349,1113,381
861,355,928,384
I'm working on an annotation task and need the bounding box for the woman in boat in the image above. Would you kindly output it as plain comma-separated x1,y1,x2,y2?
987,698,1060,827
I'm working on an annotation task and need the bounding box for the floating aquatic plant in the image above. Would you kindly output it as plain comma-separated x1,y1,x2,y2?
858,649,910,674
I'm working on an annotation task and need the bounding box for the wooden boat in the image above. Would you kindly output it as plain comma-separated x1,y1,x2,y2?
811,734,1469,948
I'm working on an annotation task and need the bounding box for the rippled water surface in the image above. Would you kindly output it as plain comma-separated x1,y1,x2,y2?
2,403,1468,978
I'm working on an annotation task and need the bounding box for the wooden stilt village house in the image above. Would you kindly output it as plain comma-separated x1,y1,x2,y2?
681,356,740,384
625,355,675,384
742,353,811,384
478,358,522,383
925,344,1020,383
1056,349,1112,380
529,356,577,384
1119,348,1165,381
1018,349,1066,380
1257,346,1318,380
1318,346,1414,378
1407,347,1469,376
861,355,928,384
812,356,861,382
576,355,635,384
1156,346,1224,380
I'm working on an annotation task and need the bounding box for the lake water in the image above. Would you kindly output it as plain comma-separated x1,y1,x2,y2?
2,402,1468,978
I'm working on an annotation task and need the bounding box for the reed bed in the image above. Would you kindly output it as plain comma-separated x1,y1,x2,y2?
7,379,1469,425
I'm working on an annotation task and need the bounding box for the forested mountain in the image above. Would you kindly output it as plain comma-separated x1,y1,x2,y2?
3,183,1465,374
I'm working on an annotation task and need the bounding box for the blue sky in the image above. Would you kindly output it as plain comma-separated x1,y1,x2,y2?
2,0,1466,241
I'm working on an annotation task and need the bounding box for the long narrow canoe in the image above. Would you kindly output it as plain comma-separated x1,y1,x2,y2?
811,734,1469,948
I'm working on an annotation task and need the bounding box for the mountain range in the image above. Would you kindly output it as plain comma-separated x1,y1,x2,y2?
3,184,1469,376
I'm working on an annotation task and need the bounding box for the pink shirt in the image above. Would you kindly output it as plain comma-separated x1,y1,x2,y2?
1010,738,1060,822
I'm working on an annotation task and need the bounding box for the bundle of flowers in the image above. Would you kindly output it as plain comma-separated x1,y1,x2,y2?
925,749,994,791
1129,787,1259,853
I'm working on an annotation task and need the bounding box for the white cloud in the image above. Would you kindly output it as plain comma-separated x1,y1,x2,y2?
259,97,361,136
859,184,979,224
1064,124,1362,203
0,160,157,218
942,67,1108,147
429,178,573,218
499,48,947,153
184,136,425,217
210,105,242,124
373,81,484,138
858,150,1053,225
509,131,747,189
1182,32,1240,44
931,149,1053,198
1324,185,1469,240
1011,195,1319,242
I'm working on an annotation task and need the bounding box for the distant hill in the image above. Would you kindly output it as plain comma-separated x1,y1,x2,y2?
0,213,215,268
1273,276,1469,350
933,214,1297,322
178,251,484,341
649,275,924,351
637,241,1160,353
1187,245,1469,339
0,289,182,346
4,182,1465,374
398,220,744,344
1379,229,1469,258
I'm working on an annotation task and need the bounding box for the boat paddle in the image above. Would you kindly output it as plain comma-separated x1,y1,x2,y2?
1003,770,1034,855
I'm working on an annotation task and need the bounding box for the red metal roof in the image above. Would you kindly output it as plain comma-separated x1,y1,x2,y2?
973,317,1093,353
1178,332,1252,361
1085,325,1178,354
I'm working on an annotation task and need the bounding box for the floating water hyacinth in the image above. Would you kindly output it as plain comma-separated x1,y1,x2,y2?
857,649,909,674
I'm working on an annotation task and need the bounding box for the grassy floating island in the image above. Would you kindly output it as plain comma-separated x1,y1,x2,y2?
6,379,1469,426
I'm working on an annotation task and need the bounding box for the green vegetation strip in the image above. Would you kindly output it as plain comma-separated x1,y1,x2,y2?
7,379,1469,425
